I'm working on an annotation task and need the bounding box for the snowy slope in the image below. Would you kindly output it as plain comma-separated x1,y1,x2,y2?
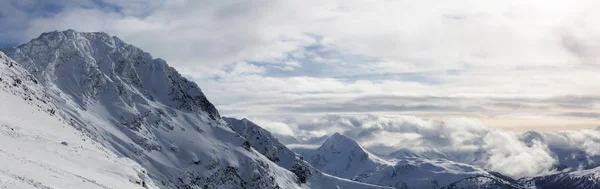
520,167,600,189
1,30,389,189
0,51,157,189
223,117,299,171
356,156,522,189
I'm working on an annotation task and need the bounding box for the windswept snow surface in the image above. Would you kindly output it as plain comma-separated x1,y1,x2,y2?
0,52,157,189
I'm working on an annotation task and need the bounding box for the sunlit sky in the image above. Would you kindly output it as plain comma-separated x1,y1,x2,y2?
1,0,599,135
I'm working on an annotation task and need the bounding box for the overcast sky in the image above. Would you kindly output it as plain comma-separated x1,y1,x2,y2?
1,0,599,137
3,0,600,178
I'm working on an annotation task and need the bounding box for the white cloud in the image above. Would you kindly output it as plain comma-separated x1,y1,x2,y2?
6,1,600,104
259,113,600,178
482,130,556,177
245,118,296,137
10,0,600,70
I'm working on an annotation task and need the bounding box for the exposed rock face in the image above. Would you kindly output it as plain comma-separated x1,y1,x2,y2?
3,29,220,119
224,117,313,184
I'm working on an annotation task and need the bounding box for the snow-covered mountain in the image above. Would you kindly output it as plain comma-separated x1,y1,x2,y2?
0,30,389,189
223,117,300,171
520,167,600,189
356,157,523,189
290,130,600,189
0,51,158,189
307,132,393,179
301,132,524,189
223,117,390,189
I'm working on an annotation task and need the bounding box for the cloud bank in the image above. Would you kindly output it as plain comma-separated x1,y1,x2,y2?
2,1,600,129
261,114,600,178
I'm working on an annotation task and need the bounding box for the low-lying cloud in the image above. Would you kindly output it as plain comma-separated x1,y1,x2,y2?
263,114,600,178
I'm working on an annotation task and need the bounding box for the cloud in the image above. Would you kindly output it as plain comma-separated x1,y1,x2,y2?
4,1,600,121
242,117,296,138
559,9,600,65
557,112,600,119
6,0,600,70
482,130,556,177
258,113,600,178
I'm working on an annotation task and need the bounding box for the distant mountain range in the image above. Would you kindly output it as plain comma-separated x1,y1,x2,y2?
287,129,600,189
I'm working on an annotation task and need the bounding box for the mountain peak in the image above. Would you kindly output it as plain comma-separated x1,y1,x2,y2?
37,29,112,40
30,29,118,50
331,132,344,138
321,132,360,149
3,30,220,120
328,132,353,142
309,132,392,179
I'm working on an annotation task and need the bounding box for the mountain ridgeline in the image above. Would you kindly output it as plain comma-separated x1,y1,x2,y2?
3,30,220,119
